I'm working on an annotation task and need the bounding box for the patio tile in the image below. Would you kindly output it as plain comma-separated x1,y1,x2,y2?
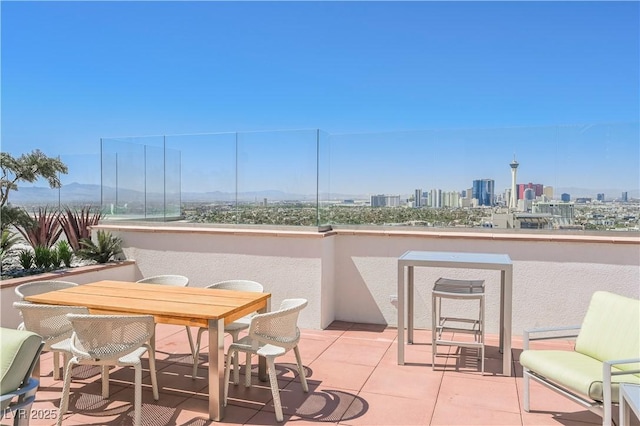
314,337,390,367
436,374,520,414
171,396,260,425
430,401,523,425
341,323,398,342
302,359,375,391
360,363,443,400
277,337,335,365
339,391,433,425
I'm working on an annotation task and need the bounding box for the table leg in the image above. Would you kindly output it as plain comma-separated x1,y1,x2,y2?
398,263,405,365
258,298,270,381
502,267,513,377
408,266,414,344
499,270,505,354
208,318,225,421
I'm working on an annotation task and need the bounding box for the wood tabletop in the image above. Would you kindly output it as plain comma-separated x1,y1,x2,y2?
25,280,271,328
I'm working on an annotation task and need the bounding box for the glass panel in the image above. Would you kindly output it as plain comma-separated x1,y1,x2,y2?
165,132,237,223
317,129,331,228
236,129,318,226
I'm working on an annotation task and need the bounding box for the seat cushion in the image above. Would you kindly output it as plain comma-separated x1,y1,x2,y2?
520,349,640,403
0,327,42,410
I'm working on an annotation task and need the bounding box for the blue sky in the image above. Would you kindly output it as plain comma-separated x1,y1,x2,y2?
1,1,638,196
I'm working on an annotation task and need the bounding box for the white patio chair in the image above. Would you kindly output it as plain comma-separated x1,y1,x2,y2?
13,302,89,380
15,280,78,300
224,298,308,422
191,280,264,379
57,314,159,426
136,274,195,355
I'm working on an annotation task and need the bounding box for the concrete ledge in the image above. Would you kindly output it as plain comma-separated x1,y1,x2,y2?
93,222,639,245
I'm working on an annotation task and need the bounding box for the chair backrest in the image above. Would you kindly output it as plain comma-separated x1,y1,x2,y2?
249,298,307,350
15,280,78,300
67,314,155,361
575,291,640,371
0,327,43,411
13,302,89,343
137,275,189,287
206,280,264,293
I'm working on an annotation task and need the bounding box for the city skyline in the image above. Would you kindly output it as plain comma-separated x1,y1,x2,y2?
1,2,638,196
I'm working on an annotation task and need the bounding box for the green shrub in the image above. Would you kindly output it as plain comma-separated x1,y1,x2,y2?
56,240,73,268
18,250,34,270
50,248,62,269
77,230,123,264
33,245,53,269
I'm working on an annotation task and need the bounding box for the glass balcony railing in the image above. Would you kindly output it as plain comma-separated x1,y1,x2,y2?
10,122,639,231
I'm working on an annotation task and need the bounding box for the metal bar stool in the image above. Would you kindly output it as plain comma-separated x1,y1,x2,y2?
432,277,485,374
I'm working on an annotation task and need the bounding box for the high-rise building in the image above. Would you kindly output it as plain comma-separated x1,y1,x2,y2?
370,194,401,207
543,186,554,200
622,191,628,202
518,182,544,200
561,193,571,202
414,189,422,207
597,193,605,202
429,189,442,208
472,179,495,206
509,158,518,209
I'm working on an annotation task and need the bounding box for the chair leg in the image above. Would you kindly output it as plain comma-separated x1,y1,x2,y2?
432,293,437,370
57,359,76,426
229,330,241,384
62,353,70,379
134,363,142,426
148,345,159,400
523,370,531,412
33,355,41,379
101,366,109,398
53,351,61,380
244,352,252,387
185,326,195,358
266,357,284,422
293,346,308,392
191,328,206,379
223,350,235,406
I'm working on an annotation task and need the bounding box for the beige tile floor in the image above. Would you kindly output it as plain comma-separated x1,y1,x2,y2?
19,321,615,425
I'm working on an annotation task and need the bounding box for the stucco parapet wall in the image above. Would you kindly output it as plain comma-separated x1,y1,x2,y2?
0,260,137,290
92,223,639,245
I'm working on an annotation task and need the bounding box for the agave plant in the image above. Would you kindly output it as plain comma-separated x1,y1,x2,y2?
59,205,104,251
77,230,123,264
14,206,63,248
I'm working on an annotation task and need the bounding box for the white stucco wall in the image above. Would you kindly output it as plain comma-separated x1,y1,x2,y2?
109,227,326,330
94,224,640,335
333,232,640,335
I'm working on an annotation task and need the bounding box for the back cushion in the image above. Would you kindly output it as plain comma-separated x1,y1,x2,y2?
0,327,42,410
575,291,640,371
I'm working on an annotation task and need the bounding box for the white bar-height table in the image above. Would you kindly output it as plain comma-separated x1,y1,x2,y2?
620,384,640,426
397,250,514,376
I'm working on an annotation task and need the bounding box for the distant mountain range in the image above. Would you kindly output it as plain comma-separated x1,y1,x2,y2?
7,183,638,207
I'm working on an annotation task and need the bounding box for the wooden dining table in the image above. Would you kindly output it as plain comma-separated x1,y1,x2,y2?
25,280,271,421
